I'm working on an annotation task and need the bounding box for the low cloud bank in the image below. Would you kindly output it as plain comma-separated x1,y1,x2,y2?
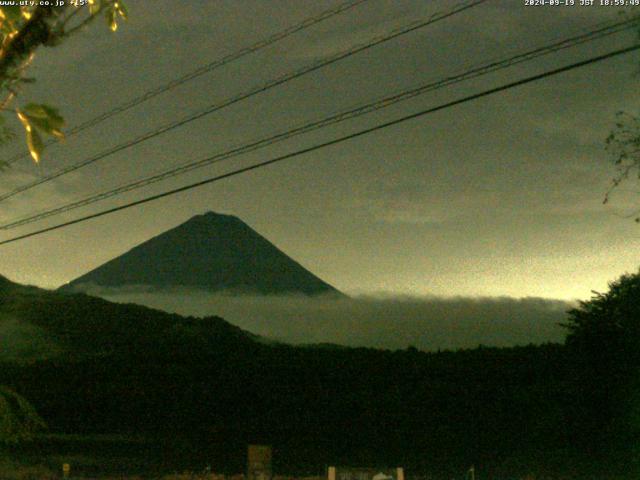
89,287,573,351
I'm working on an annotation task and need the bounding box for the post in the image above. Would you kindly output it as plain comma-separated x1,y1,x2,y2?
328,466,336,480
247,445,272,480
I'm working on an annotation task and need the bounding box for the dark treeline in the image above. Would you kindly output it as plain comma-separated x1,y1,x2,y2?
0,274,637,479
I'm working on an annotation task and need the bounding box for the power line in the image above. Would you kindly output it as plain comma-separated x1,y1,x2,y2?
0,0,487,202
2,14,638,230
2,0,371,166
1,42,637,247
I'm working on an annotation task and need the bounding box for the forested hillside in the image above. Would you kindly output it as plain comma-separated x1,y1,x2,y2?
1,274,637,478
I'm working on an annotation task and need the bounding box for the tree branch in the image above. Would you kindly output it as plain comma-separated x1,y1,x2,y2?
0,6,56,81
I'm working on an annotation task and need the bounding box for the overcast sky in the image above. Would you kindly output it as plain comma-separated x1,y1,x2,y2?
0,0,639,300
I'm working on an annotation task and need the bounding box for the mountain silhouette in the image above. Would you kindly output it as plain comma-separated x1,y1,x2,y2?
61,212,341,296
0,272,260,361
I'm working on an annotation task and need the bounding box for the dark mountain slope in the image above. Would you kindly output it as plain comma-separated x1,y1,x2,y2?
0,274,257,358
61,212,341,296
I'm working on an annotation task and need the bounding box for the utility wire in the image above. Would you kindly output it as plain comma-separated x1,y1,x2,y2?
0,0,487,202
2,14,638,230
2,0,371,166
1,42,638,247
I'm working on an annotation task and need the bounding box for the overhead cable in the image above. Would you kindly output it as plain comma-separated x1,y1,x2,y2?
1,41,637,246
2,15,638,230
0,0,487,201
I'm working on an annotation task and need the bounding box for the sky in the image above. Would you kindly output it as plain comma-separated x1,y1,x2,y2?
0,0,639,300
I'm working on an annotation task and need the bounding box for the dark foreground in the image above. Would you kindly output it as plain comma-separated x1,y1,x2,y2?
1,273,638,479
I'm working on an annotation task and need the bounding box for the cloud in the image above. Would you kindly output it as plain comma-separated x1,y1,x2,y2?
84,287,571,351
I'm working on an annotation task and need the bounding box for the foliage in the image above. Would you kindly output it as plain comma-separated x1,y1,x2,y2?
0,1,127,166
604,112,640,221
562,270,640,476
563,269,640,355
0,385,46,445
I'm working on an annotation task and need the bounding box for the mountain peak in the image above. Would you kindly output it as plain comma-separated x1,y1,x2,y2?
194,211,238,221
62,213,342,296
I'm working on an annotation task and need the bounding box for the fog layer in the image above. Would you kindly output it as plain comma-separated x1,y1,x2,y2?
90,288,571,351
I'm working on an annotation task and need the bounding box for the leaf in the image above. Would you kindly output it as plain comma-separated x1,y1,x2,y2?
20,7,32,21
106,7,117,31
21,103,64,139
115,1,128,20
26,128,43,163
0,6,23,27
17,109,45,162
88,0,101,16
16,109,30,131
23,103,61,121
